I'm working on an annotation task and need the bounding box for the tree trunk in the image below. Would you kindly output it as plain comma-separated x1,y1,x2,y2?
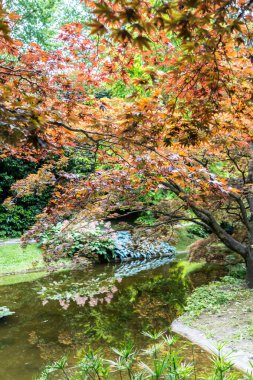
246,224,253,288
246,250,253,288
244,143,253,288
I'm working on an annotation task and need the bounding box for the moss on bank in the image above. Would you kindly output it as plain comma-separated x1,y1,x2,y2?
0,271,47,286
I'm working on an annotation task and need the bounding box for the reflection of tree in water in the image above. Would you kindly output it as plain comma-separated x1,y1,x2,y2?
133,265,188,326
32,260,224,365
38,258,175,310
188,264,227,290
114,257,173,278
78,263,188,348
31,262,189,362
37,274,122,309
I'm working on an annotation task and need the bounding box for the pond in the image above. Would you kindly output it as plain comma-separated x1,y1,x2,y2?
0,256,225,380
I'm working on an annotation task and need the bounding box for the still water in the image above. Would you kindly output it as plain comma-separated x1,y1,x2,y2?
0,257,224,379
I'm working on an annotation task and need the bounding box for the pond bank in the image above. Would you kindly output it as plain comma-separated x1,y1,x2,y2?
0,223,198,280
0,240,178,281
172,275,253,374
171,320,253,375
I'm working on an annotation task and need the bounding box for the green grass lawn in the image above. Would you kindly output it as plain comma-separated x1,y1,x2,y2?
0,243,44,275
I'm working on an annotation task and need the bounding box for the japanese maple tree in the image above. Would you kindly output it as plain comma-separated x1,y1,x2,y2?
1,1,253,286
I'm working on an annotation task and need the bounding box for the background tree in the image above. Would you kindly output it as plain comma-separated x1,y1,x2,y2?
3,0,88,49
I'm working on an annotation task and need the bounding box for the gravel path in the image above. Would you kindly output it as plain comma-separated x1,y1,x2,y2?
0,238,21,246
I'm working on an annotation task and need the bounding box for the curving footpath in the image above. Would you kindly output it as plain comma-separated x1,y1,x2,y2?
171,320,253,375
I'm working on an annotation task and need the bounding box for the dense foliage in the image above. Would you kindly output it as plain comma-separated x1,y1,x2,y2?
0,157,51,237
38,220,175,262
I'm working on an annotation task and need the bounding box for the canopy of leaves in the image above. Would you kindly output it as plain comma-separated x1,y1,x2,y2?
0,0,252,262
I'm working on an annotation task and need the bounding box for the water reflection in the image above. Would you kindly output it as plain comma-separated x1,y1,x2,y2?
37,258,174,310
115,257,173,277
0,259,224,380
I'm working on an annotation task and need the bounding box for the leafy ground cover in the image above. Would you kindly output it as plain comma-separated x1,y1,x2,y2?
178,273,253,357
183,276,244,319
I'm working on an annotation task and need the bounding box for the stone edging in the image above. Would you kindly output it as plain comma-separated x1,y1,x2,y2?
171,320,253,375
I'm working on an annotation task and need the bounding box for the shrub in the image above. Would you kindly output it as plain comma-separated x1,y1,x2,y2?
0,156,51,238
114,231,175,260
40,221,116,262
40,221,176,263
0,191,51,238
228,263,246,279
186,224,209,239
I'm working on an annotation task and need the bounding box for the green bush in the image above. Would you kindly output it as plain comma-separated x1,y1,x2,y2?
186,224,209,239
0,191,51,238
0,157,50,238
40,221,116,262
228,263,246,279
0,157,38,201
0,205,36,238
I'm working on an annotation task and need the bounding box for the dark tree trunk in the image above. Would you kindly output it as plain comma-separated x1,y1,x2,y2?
245,144,253,288
246,225,253,288
246,250,253,288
